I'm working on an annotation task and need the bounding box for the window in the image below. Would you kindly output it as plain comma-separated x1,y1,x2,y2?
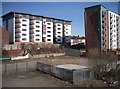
22,34,26,36
47,35,51,37
22,38,27,40
47,39,51,41
58,35,61,38
57,28,61,30
58,24,61,26
36,26,40,28
36,21,40,23
36,30,40,32
47,23,51,25
22,24,26,26
22,29,26,31
36,39,40,41
22,19,27,22
47,31,51,33
57,32,61,34
47,27,51,29
36,34,40,36
57,39,61,41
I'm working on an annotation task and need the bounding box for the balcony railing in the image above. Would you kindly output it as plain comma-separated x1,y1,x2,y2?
15,24,21,28
15,34,21,38
15,38,20,42
15,19,21,23
30,30,34,34
15,14,22,18
30,21,34,25
30,25,34,29
15,29,21,33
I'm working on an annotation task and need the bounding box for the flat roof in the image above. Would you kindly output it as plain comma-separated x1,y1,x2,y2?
2,11,72,22
85,4,106,10
55,64,89,70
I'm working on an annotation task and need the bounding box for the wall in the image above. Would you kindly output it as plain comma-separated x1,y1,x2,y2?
8,18,14,43
65,49,80,57
33,53,65,58
2,61,37,74
0,27,9,45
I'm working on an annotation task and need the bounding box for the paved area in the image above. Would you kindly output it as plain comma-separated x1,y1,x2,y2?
55,64,89,70
2,70,77,87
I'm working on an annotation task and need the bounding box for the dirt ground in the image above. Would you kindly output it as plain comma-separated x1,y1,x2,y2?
2,70,77,87
2,56,104,67
2,56,107,87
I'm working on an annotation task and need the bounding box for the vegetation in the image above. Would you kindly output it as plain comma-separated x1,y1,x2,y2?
2,50,8,57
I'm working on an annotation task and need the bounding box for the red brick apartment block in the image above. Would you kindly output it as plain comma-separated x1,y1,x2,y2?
0,27,9,45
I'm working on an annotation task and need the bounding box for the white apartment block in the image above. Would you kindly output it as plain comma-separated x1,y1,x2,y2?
108,11,120,50
2,12,72,44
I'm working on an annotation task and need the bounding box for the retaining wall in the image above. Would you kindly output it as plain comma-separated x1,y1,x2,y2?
2,61,37,74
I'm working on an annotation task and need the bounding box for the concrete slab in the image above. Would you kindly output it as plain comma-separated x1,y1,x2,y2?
55,64,89,70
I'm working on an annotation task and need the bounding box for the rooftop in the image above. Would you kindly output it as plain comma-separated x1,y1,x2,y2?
55,64,89,70
2,11,72,22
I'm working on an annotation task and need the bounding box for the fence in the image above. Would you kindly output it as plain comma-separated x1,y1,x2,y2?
65,49,81,57
2,61,37,74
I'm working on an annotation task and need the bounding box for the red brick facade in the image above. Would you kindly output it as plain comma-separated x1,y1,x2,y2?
0,27,9,45
85,9,100,52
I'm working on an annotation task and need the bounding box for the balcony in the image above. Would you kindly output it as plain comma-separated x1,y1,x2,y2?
30,21,34,25
30,25,34,29
15,14,22,18
30,30,34,34
31,38,34,42
15,24,21,28
31,35,34,38
15,38,20,42
15,29,21,33
30,16,35,20
110,25,113,29
15,34,21,38
15,19,21,23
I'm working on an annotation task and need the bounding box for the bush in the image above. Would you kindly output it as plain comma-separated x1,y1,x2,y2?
2,50,8,57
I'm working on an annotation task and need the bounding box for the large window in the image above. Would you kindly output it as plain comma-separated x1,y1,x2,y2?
36,26,40,28
22,29,26,31
47,27,51,29
36,39,40,41
22,24,27,26
22,38,27,40
47,35,51,37
36,30,40,32
22,19,27,22
36,34,40,36
22,34,26,36
47,31,51,33
47,23,51,25
36,21,40,23
47,39,51,41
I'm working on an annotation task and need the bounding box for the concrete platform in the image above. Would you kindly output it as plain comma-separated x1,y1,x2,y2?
56,64,89,70
37,62,94,83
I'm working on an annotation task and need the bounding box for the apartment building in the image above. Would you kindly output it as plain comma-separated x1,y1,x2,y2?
2,12,71,44
85,4,107,52
85,4,120,53
108,11,120,50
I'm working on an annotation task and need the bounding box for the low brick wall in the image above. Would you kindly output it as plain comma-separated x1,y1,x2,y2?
33,53,65,58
